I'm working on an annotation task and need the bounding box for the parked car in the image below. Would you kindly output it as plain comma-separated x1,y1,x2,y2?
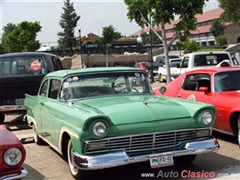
158,58,182,82
24,67,219,179
0,125,28,179
134,61,148,71
171,51,239,79
146,55,181,77
154,67,240,145
0,52,63,124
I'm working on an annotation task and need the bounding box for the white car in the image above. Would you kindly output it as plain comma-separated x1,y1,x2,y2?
158,58,182,82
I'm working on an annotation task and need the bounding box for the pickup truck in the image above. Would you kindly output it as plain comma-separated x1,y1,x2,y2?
146,55,180,77
171,51,240,79
158,58,182,82
0,52,63,123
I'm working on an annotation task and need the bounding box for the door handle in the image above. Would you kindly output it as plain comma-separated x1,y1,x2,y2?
176,94,181,97
40,101,45,105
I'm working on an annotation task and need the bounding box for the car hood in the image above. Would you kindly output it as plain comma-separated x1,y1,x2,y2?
0,125,21,147
75,95,201,125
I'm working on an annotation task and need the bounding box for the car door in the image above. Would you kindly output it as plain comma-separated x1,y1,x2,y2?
174,73,219,129
39,79,61,146
179,56,189,75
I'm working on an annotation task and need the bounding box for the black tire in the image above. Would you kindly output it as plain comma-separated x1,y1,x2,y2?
33,124,46,145
67,139,86,180
0,113,5,124
174,155,197,164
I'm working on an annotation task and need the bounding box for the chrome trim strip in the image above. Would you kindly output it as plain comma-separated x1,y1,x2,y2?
73,138,219,170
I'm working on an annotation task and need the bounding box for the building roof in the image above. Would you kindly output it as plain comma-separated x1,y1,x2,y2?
131,8,225,36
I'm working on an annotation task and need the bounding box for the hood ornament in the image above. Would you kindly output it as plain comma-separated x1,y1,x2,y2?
142,102,148,108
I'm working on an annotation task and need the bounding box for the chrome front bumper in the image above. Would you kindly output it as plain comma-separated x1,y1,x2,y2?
0,168,28,180
73,137,219,170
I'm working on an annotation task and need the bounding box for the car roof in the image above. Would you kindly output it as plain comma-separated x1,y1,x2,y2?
185,66,240,75
46,67,145,78
0,52,57,58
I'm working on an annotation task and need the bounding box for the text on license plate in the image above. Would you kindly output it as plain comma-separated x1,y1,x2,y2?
15,98,24,105
150,153,174,168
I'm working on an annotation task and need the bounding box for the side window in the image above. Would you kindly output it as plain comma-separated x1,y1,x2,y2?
48,79,61,99
181,57,189,68
39,80,49,97
114,76,127,91
182,74,210,91
49,56,63,70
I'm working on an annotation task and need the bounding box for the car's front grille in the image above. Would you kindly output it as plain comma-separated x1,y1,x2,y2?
83,128,211,155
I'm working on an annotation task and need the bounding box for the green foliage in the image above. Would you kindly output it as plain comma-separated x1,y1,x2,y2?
215,35,227,47
210,19,225,38
1,23,16,52
4,21,41,53
183,39,200,54
0,43,5,54
58,0,80,50
219,0,240,25
175,41,184,50
100,25,122,46
124,0,206,84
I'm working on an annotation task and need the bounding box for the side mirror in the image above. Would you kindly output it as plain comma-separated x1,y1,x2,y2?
62,92,72,101
159,86,167,95
199,86,209,94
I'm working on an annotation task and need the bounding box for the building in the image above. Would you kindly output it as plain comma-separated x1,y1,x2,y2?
131,8,240,46
77,33,100,42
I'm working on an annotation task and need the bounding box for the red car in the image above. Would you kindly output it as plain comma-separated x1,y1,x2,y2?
0,125,28,179
154,67,240,145
134,61,148,71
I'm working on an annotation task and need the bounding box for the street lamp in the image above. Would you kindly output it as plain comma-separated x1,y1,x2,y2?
77,25,83,68
106,43,110,67
86,34,89,67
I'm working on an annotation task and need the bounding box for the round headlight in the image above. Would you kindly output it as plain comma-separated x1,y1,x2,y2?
4,148,23,166
201,112,213,125
92,122,107,137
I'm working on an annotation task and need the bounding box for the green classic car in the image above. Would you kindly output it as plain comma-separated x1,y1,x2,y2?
24,67,219,179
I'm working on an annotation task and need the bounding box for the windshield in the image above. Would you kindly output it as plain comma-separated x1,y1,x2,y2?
0,56,47,77
214,70,240,92
60,72,153,99
170,59,181,67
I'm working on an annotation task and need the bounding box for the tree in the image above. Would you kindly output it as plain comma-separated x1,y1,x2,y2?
100,25,122,46
0,43,4,54
58,0,80,50
124,0,206,84
183,39,200,54
4,21,41,52
210,19,225,38
219,0,240,25
215,35,227,48
1,23,16,52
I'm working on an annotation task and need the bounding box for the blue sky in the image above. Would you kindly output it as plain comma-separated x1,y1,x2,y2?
1,0,219,46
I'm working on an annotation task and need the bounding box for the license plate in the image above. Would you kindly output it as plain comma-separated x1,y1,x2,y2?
150,153,174,168
15,98,24,105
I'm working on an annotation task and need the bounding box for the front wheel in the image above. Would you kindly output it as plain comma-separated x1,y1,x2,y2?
0,113,5,124
67,139,86,180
